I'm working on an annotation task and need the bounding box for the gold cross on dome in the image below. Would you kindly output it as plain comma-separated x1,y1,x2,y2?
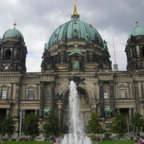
74,0,77,5
13,22,16,29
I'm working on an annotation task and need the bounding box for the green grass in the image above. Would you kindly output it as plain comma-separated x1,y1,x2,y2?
93,140,134,144
99,140,134,144
0,140,135,144
0,142,53,144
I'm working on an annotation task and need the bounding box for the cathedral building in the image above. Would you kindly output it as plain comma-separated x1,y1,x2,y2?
0,3,144,137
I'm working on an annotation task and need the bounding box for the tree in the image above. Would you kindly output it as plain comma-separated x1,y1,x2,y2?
23,112,39,139
0,115,15,137
86,113,103,135
44,114,60,138
111,113,127,138
131,112,144,132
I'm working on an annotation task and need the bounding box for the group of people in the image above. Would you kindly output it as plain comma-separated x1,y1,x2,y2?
133,133,144,144
134,139,144,144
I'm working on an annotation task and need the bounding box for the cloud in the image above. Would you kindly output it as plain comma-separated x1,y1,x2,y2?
0,0,143,72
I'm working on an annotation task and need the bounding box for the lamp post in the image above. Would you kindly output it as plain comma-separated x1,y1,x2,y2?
19,108,22,139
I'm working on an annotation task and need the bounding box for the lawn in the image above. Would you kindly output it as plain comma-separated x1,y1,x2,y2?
0,142,53,144
0,140,135,144
98,140,134,144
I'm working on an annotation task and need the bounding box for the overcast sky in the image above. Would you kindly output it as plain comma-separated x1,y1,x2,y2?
0,0,144,72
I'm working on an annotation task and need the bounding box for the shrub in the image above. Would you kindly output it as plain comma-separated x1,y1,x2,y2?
105,133,109,140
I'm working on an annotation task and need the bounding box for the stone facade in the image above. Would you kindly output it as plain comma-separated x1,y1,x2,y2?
1,68,144,135
0,17,144,137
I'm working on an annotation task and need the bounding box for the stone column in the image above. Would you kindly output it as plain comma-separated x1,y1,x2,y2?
39,82,44,118
35,110,38,117
109,81,115,116
51,82,55,114
129,108,132,123
0,87,2,99
133,108,136,114
11,83,14,100
23,110,26,120
134,81,140,113
15,83,20,117
6,108,10,117
13,84,16,100
13,82,21,137
141,82,144,98
99,81,104,117
57,101,63,125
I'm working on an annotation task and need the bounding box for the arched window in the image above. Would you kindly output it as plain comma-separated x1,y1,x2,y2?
104,92,108,99
28,90,34,100
73,60,79,71
2,90,7,99
5,49,11,60
120,89,126,98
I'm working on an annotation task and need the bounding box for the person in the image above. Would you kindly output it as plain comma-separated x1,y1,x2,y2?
1,139,4,144
140,140,143,144
59,136,62,143
134,139,138,144
95,140,99,144
136,133,140,144
126,136,129,140
56,137,60,144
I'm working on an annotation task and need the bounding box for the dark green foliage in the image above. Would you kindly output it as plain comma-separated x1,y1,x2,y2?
0,115,15,137
131,112,144,132
43,114,60,138
104,133,109,139
86,113,104,134
111,113,127,137
23,112,39,138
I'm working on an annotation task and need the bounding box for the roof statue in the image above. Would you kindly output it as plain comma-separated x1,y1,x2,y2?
43,107,50,118
57,92,62,100
68,76,85,86
104,107,112,118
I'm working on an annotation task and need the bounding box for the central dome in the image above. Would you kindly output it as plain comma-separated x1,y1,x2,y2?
41,4,112,72
47,20,104,49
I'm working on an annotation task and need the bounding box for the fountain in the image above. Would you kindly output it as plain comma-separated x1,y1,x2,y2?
61,81,91,144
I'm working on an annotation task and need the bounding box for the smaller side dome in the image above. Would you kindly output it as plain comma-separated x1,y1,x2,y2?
128,26,144,39
2,28,24,40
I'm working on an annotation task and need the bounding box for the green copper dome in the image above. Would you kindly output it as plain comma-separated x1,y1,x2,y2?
47,20,104,49
2,28,24,40
128,26,144,39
